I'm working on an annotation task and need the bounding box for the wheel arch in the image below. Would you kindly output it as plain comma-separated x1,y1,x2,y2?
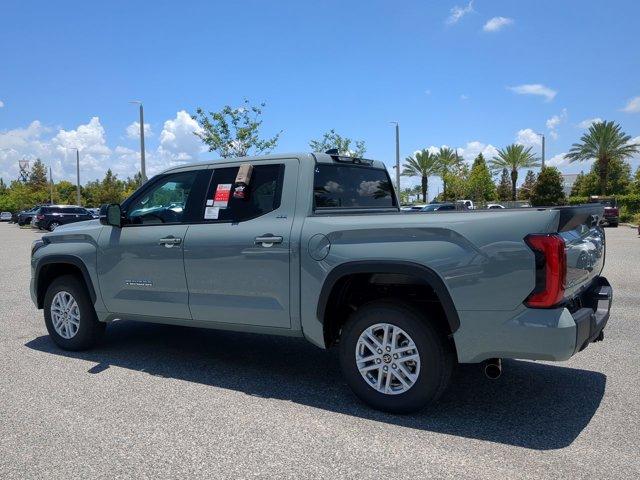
35,255,96,309
317,260,460,347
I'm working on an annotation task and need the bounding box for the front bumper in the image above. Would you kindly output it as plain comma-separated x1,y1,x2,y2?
570,276,612,354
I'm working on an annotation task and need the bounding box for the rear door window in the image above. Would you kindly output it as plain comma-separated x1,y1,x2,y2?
201,164,284,222
314,164,396,209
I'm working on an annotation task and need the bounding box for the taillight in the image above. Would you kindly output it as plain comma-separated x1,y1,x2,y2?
36,214,44,220
524,234,566,308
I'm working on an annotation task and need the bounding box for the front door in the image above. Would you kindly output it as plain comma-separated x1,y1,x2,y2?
183,160,298,329
97,169,202,319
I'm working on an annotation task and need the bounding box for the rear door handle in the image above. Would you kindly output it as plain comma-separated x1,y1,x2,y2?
255,235,283,247
159,236,182,247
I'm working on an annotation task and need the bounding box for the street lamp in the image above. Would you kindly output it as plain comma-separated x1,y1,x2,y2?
129,100,146,183
535,132,546,169
65,147,81,206
389,122,400,197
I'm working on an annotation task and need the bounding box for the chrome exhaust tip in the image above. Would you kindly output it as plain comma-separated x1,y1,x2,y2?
484,358,502,379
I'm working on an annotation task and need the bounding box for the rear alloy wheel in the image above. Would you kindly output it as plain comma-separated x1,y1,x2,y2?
49,222,60,231
339,301,455,413
44,275,105,350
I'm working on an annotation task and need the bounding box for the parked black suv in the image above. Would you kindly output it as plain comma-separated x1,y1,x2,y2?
32,205,94,231
17,206,42,226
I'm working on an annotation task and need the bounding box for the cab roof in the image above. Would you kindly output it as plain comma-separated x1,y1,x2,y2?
161,152,388,175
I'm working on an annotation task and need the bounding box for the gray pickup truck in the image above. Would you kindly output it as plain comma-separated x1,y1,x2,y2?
30,152,612,413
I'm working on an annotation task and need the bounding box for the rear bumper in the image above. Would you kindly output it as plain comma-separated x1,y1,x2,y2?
453,276,613,363
571,276,612,353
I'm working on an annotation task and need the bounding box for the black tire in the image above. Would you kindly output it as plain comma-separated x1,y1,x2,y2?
43,274,105,351
339,301,455,413
610,222,618,228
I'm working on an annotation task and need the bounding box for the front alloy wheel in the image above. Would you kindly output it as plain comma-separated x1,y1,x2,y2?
44,274,105,350
50,291,81,339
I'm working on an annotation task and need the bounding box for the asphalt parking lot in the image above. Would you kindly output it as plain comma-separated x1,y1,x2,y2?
0,223,638,479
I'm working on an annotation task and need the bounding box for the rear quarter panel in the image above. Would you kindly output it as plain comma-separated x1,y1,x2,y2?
300,209,559,349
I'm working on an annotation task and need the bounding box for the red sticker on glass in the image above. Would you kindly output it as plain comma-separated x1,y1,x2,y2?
213,184,231,207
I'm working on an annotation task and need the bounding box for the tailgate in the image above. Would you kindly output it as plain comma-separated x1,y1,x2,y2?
554,205,605,299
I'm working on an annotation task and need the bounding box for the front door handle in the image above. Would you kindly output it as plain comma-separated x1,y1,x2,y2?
255,235,283,247
159,236,182,248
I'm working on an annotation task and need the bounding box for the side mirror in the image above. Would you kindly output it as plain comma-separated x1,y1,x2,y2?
99,204,122,228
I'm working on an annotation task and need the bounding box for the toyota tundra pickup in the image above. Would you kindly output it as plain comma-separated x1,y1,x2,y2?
30,152,612,413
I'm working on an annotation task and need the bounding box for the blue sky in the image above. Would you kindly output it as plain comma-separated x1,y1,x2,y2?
1,0,639,197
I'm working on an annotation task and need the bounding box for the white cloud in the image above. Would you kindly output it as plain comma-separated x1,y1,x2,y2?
446,1,474,25
483,17,513,32
420,141,498,163
53,117,111,156
126,121,152,139
546,108,567,139
0,111,209,184
153,110,205,174
515,128,542,147
621,96,640,113
0,100,4,108
458,141,498,162
547,153,569,168
508,84,557,102
424,89,431,96
460,94,469,101
577,117,602,129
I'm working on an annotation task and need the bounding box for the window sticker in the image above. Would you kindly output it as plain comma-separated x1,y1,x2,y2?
213,183,232,207
206,199,213,206
204,206,220,220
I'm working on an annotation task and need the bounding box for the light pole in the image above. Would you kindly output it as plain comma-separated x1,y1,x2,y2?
390,122,400,198
536,132,546,169
65,147,81,206
129,100,146,183
49,165,54,204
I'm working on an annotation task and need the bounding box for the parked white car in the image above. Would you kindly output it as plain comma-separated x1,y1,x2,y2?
487,204,505,209
1,212,13,222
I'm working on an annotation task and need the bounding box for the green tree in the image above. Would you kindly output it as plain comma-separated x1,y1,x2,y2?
530,167,566,206
467,153,496,202
55,180,78,205
436,147,463,199
28,158,49,191
401,149,439,202
570,172,586,197
518,170,537,200
490,144,540,200
496,168,511,201
444,163,470,201
565,120,640,195
309,129,366,157
575,158,632,196
193,99,281,158
0,177,6,195
632,166,640,195
96,169,125,205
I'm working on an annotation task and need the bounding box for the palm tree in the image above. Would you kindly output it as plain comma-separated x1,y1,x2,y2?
401,149,439,202
490,144,540,200
565,120,640,195
436,147,463,199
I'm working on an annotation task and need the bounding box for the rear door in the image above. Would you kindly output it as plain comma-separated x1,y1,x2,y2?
183,159,298,328
97,169,207,319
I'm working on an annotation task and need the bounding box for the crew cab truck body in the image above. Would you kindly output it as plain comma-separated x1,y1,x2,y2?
31,152,612,413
